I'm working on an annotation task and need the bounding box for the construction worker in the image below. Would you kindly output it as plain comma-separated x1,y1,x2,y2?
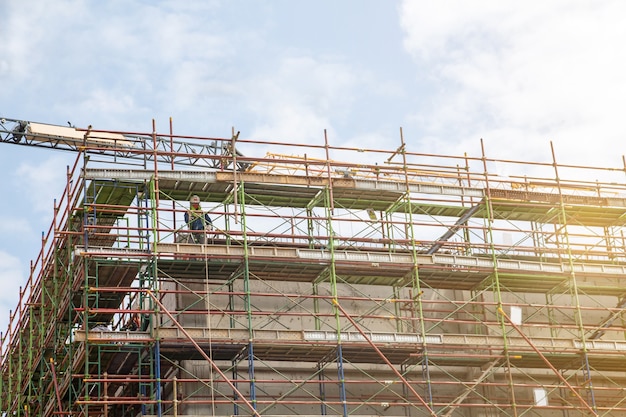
184,195,213,244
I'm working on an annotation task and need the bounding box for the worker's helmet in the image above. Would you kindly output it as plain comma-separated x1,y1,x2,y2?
190,195,201,204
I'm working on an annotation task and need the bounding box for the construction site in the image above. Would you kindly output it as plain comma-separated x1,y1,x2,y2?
3,117,626,417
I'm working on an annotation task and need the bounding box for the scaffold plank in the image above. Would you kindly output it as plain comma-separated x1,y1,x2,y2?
75,327,626,354
150,243,626,278
74,327,626,371
85,168,483,203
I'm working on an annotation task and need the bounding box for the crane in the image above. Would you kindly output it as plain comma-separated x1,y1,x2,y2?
0,116,249,171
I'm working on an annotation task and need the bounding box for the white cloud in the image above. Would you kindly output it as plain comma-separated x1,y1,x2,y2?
246,56,362,150
400,0,626,166
0,218,33,238
16,156,70,214
0,0,233,129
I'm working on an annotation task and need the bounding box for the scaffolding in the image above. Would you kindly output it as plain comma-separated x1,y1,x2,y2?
3,119,626,416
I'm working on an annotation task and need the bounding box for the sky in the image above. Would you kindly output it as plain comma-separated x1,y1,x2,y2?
2,0,626,334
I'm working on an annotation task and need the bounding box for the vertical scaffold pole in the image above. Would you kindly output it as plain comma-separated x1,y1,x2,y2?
148,173,161,416
480,139,518,416
6,318,13,414
17,287,23,417
398,128,433,410
323,130,348,417
550,142,597,412
155,340,162,417
317,362,327,415
238,181,257,410
170,118,177,231
232,359,240,416
151,119,160,244
307,194,325,334
313,282,321,331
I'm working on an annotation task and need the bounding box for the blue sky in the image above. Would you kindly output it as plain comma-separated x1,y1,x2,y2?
2,0,626,333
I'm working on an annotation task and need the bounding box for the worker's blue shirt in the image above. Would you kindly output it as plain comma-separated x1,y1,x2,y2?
185,209,212,230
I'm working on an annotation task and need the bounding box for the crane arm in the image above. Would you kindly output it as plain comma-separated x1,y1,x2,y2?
0,117,249,171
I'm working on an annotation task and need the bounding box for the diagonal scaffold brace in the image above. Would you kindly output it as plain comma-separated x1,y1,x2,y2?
332,298,438,417
146,289,262,417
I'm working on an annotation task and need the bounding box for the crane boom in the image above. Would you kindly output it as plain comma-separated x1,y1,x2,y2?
0,117,249,171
